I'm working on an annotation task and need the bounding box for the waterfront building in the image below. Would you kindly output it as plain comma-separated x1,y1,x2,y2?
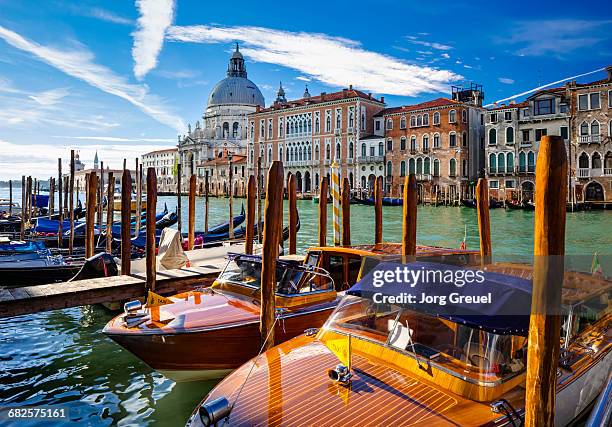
567,66,612,203
378,84,485,200
248,86,385,193
178,44,264,193
196,150,247,196
141,148,178,193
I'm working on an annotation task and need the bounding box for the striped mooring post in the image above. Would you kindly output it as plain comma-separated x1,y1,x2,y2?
331,162,341,246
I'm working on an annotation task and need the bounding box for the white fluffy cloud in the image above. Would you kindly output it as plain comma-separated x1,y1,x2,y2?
132,0,175,80
167,25,462,97
498,77,514,85
0,25,185,132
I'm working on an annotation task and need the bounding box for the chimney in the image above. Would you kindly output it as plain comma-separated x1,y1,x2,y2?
493,102,498,108
349,84,353,90
321,92,326,100
509,100,515,105
342,88,348,97
380,96,385,104
368,92,372,99
606,65,612,81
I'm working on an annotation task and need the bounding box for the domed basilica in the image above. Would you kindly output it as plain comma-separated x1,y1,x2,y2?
178,44,264,186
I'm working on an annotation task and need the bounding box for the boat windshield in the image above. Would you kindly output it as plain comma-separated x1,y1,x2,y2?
218,256,333,295
324,295,527,382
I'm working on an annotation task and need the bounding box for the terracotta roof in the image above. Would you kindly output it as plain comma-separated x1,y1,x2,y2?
201,154,247,166
374,98,461,117
253,88,384,113
488,101,529,111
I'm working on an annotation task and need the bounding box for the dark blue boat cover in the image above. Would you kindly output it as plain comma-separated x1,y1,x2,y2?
347,261,533,336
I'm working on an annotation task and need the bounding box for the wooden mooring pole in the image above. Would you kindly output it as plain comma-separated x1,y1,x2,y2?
135,160,142,238
288,174,297,254
146,167,157,293
245,175,256,255
229,157,234,240
121,169,132,275
176,163,182,234
525,135,567,427
318,176,328,247
256,156,262,243
106,172,114,253
341,177,351,246
260,161,283,350
204,170,209,234
402,174,417,257
188,175,196,250
374,175,383,244
8,179,12,216
20,176,25,240
69,150,75,255
475,178,492,261
48,178,55,219
85,172,97,258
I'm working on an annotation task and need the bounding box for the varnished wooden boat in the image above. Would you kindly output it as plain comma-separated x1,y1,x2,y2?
104,244,477,381
187,261,611,426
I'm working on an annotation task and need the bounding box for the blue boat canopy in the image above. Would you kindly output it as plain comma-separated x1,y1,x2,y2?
347,261,534,336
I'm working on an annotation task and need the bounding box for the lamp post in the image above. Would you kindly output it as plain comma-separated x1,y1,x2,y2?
228,151,234,239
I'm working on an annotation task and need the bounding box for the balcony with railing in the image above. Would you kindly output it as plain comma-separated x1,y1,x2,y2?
605,168,612,176
519,141,533,147
357,155,384,163
578,168,590,178
416,173,432,181
579,135,601,144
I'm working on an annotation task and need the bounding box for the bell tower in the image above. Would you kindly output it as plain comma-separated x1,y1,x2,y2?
227,43,247,78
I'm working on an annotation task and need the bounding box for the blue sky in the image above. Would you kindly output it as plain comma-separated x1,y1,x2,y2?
1,0,611,179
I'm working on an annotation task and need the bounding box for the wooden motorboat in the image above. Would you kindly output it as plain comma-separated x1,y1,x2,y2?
187,261,611,427
103,244,477,381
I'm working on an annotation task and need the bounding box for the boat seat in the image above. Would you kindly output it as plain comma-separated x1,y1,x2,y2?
387,320,414,351
462,342,507,369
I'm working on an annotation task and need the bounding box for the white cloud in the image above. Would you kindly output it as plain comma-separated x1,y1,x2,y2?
406,37,453,51
28,87,70,105
52,136,176,143
441,53,450,59
88,8,133,25
498,77,514,85
296,76,311,82
0,138,170,179
500,19,612,57
132,0,175,79
167,25,462,97
0,25,185,132
155,69,199,79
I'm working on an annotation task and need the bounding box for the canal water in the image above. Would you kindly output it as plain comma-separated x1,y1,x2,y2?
0,192,610,426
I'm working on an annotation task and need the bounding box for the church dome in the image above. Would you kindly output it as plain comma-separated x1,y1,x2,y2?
207,44,265,107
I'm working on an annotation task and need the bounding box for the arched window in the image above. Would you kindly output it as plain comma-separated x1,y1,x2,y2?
433,112,440,125
433,159,440,177
489,153,497,173
232,122,239,138
527,151,535,172
268,120,273,137
308,146,312,161
361,143,366,157
400,116,406,129
423,114,429,126
387,118,393,130
336,143,341,159
449,132,457,147
400,137,406,150
448,110,456,123
286,147,290,162
416,158,423,174
592,152,602,169
519,152,526,172
400,161,406,176
387,139,393,151
378,141,384,156
462,159,468,177
462,131,467,147
604,151,612,169
449,158,456,177
307,120,312,133
326,144,330,160
507,153,514,172
489,128,497,145
422,135,429,151
223,122,229,138
580,121,589,136
279,146,283,162
289,147,293,162
591,120,600,136
348,142,354,159
315,145,320,160
315,117,320,133
433,133,440,148
578,153,589,168
299,147,303,161
461,109,467,123
417,115,423,127
409,158,415,174
410,116,416,127
497,153,506,173
268,147,272,162
506,127,514,144
386,161,393,176
424,158,430,175
326,115,331,131
410,136,416,151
